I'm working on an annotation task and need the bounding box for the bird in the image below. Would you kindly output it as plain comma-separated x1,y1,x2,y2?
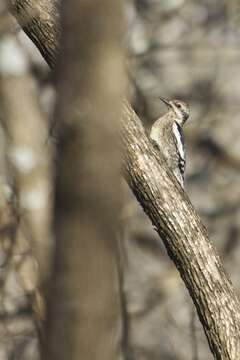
150,97,190,187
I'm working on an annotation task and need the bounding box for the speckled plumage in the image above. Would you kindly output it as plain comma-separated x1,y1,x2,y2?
150,99,190,187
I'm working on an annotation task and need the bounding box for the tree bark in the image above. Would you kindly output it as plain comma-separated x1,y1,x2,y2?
43,0,125,360
9,0,60,67
9,0,240,359
122,102,240,359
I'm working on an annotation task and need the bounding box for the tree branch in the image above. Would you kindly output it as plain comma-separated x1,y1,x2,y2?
9,1,240,358
9,0,60,67
122,102,240,359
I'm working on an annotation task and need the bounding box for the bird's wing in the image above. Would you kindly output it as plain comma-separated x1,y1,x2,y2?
172,122,186,178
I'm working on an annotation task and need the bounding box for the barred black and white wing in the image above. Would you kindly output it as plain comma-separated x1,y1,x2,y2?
172,121,186,186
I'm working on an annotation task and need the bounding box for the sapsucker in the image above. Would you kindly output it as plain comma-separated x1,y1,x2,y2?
150,97,190,188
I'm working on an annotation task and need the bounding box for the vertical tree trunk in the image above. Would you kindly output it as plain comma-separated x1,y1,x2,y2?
44,1,125,360
0,35,52,291
0,33,51,336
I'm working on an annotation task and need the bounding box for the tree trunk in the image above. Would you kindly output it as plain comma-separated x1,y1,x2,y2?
43,0,125,360
122,102,240,359
9,0,60,67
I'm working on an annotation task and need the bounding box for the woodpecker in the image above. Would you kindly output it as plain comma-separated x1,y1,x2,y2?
150,97,190,187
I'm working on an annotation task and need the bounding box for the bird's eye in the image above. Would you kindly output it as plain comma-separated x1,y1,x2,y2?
176,103,181,109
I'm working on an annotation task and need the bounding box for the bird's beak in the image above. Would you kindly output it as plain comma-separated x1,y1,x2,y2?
159,97,170,107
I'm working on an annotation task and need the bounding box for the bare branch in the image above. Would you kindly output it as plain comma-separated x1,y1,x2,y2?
9,0,60,67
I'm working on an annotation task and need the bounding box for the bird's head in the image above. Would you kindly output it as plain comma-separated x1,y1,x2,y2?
159,97,190,125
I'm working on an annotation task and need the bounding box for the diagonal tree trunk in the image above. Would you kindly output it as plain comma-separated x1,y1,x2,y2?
8,0,240,358
9,0,60,67
122,102,240,359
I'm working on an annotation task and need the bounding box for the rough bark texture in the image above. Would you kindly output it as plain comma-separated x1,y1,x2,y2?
122,102,240,359
9,0,60,67
43,0,125,360
9,0,240,359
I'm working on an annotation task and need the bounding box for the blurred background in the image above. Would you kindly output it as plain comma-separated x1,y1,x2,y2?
0,0,240,359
